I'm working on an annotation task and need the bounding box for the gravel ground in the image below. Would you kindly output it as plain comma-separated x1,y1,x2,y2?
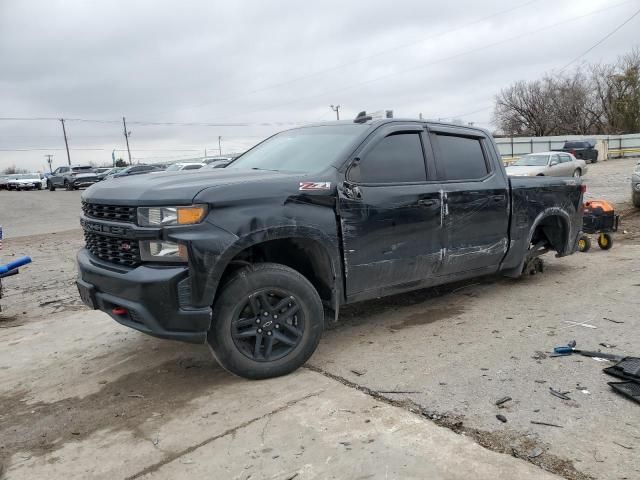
1,158,639,479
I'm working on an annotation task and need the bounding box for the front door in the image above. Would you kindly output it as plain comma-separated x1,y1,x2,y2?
338,123,444,297
428,126,509,275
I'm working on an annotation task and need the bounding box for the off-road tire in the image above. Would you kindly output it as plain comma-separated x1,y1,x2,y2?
207,263,324,380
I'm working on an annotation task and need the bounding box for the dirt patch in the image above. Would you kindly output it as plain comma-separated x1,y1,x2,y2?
389,304,465,331
0,355,231,465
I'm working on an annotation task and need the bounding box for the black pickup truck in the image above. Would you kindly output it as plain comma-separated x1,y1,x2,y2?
77,117,584,379
553,140,598,163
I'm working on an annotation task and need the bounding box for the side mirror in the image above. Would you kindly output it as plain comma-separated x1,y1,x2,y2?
550,160,559,166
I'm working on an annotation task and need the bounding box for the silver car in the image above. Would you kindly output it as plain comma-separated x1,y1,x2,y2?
632,162,640,208
506,152,587,178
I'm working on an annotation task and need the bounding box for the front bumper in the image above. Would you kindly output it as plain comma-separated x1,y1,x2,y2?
632,173,640,193
76,248,211,343
72,179,98,187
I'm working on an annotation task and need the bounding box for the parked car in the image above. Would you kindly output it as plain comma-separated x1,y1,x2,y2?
108,165,161,179
77,118,584,380
202,156,234,166
506,152,587,178
48,165,98,191
553,140,598,163
0,175,9,190
96,167,124,181
163,162,205,172
632,162,640,208
7,173,43,190
201,159,233,169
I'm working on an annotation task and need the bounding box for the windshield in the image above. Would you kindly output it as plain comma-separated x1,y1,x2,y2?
512,154,549,166
14,174,38,179
72,166,93,172
165,164,183,171
229,125,363,173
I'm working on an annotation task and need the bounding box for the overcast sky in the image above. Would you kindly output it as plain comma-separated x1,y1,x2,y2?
1,0,639,172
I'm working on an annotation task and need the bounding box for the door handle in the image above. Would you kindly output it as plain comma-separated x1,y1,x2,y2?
490,194,505,202
417,199,439,207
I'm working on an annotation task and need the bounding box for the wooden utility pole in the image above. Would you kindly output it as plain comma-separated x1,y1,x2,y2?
60,119,71,165
45,154,54,172
122,116,132,165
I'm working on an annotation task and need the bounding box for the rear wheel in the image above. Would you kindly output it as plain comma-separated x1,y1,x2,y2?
48,180,55,191
598,233,613,250
207,263,324,379
633,192,640,208
64,180,72,191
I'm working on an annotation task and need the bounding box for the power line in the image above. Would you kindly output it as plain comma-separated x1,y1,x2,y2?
559,5,640,71
235,0,636,118
148,0,541,117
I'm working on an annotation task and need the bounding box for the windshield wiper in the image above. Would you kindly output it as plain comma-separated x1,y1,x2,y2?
250,167,281,172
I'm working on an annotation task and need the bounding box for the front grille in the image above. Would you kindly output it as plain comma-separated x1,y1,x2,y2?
84,231,141,267
82,202,137,223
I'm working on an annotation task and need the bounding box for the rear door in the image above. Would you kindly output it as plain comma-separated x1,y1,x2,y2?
52,167,68,186
338,123,444,296
428,126,509,275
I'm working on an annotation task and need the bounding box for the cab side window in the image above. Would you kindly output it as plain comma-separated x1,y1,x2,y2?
430,133,489,181
349,132,427,184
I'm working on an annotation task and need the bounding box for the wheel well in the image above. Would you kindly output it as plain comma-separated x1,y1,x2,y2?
218,238,335,303
531,215,568,252
536,173,545,176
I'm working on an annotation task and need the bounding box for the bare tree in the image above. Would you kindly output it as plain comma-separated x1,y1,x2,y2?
494,47,640,136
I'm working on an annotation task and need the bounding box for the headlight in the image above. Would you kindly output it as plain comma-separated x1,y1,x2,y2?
140,240,188,262
137,205,207,227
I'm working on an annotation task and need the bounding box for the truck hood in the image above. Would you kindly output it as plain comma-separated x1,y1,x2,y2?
505,165,546,176
82,169,301,205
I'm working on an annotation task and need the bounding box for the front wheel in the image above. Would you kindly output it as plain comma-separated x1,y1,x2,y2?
633,192,640,208
207,263,324,380
577,235,591,252
64,180,73,191
48,181,55,191
598,233,613,250
573,169,581,178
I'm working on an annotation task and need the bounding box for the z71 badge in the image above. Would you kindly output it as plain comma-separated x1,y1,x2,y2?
299,182,331,191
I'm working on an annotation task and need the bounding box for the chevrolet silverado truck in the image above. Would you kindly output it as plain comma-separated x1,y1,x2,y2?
76,116,584,379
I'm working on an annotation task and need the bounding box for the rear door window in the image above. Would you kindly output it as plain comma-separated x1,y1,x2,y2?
430,133,489,181
349,132,427,184
560,154,572,163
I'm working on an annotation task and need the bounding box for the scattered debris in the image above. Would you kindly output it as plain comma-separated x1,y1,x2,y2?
532,351,547,360
531,420,563,428
612,441,633,450
495,396,512,406
528,447,544,458
534,380,546,384
599,343,617,348
563,320,597,329
576,385,591,395
603,317,624,324
549,387,571,400
350,369,366,376
127,394,144,399
496,414,507,423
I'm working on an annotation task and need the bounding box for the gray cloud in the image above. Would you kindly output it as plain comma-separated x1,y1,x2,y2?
1,0,638,171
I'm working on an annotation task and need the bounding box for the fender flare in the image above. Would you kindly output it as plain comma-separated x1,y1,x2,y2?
526,207,573,254
203,225,343,314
